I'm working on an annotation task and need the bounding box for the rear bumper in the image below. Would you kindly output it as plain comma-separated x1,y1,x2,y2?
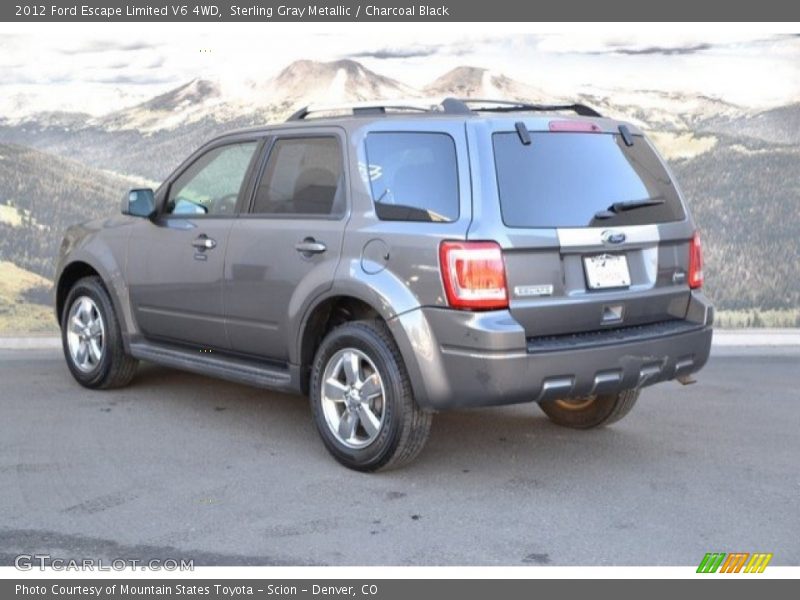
389,291,713,410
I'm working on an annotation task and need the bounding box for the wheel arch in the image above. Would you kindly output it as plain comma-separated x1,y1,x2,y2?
55,257,134,350
294,284,427,399
56,261,102,324
295,293,383,395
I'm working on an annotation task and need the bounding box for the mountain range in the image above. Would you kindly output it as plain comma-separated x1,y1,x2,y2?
2,59,795,175
0,58,798,319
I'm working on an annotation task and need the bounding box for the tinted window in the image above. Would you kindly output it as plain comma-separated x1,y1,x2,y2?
493,132,685,228
365,132,459,222
252,137,344,216
167,142,258,216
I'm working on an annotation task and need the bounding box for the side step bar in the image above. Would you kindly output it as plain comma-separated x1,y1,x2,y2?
129,342,295,392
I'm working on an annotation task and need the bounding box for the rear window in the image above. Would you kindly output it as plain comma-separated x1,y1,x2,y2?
364,132,459,222
492,132,685,228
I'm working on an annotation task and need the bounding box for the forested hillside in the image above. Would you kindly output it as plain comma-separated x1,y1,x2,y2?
0,143,138,279
671,136,800,310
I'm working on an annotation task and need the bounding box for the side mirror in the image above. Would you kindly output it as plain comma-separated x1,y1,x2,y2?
122,188,156,218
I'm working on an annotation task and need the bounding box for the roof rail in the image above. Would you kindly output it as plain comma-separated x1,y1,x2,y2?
285,97,602,122
286,100,443,121
456,98,603,118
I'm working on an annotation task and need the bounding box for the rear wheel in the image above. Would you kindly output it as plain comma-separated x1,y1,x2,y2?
539,389,640,429
309,320,432,471
61,276,138,389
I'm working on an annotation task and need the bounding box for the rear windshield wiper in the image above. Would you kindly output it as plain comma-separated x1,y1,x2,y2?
609,198,664,213
593,198,664,220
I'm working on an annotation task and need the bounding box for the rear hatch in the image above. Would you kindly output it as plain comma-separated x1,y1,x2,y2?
487,122,694,338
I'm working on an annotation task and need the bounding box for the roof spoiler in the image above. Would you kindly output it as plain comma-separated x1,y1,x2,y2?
458,98,603,117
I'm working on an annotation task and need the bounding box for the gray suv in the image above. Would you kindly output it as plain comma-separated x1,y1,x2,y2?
55,98,713,471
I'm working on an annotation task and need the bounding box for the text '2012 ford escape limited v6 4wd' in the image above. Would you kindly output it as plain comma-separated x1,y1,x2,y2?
55,98,713,471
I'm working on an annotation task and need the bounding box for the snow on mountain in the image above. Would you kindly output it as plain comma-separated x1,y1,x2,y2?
6,111,92,131
580,88,745,131
423,66,555,103
265,59,417,105
86,59,418,132
0,83,164,123
93,78,225,132
1,58,790,146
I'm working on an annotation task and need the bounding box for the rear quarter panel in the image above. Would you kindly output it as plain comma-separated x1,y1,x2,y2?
331,118,475,314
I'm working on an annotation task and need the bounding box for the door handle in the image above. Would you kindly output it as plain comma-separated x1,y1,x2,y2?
295,238,327,255
192,235,217,250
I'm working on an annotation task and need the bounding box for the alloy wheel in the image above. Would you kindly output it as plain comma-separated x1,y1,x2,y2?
66,296,105,373
320,348,386,449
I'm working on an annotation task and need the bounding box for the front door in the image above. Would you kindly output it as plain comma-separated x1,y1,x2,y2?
127,139,260,349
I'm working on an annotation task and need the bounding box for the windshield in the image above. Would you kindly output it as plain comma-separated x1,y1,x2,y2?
492,131,685,228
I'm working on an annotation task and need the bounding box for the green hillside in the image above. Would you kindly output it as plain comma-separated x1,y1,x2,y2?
0,260,57,334
0,143,139,280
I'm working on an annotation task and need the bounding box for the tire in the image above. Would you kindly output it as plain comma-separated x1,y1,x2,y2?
309,319,432,472
538,389,640,429
61,275,138,389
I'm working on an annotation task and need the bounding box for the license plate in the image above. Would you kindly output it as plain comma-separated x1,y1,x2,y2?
583,254,631,290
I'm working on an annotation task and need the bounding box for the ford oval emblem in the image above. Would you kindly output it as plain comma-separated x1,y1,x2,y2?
602,230,626,245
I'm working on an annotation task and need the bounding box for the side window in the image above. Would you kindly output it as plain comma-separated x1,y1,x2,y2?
252,137,344,217
364,132,459,222
167,141,258,216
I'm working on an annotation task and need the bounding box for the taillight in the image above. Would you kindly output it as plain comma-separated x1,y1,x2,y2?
688,232,703,289
439,241,508,310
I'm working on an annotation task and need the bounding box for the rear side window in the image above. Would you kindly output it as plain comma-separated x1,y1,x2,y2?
493,132,685,228
365,132,459,222
252,137,344,217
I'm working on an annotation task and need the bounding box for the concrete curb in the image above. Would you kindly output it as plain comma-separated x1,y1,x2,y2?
1,329,799,350
710,328,800,346
0,337,62,349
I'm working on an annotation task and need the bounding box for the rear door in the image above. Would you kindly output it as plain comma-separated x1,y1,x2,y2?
224,129,347,361
471,119,695,338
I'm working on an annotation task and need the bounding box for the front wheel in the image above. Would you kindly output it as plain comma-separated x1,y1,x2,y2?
538,389,640,429
61,276,138,389
309,320,432,472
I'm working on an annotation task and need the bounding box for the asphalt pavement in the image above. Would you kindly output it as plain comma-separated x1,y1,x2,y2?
1,347,798,566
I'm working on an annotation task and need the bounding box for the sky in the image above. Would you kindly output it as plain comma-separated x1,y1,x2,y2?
1,23,798,116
